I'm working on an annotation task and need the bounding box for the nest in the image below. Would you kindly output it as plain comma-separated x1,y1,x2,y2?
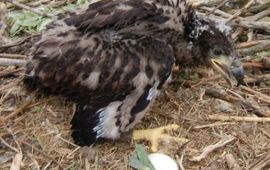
0,0,270,169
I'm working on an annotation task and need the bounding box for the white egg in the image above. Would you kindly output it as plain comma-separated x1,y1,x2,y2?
148,153,179,170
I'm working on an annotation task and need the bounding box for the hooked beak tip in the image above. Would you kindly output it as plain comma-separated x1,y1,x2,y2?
231,65,244,86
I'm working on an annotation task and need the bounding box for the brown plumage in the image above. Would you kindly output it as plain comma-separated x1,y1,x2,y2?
24,0,244,146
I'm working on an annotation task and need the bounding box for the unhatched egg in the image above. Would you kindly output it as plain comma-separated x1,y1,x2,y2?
148,153,179,170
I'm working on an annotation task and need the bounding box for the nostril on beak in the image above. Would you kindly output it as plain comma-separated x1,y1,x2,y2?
232,57,242,67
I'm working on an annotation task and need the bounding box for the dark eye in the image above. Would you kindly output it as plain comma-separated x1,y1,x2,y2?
213,48,222,56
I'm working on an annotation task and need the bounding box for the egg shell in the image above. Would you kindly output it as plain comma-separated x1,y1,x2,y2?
148,153,179,170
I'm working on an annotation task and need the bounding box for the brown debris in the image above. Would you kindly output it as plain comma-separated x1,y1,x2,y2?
0,0,270,169
225,154,241,170
246,151,270,170
190,135,235,162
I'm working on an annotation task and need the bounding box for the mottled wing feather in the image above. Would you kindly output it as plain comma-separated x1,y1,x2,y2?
25,26,174,145
64,0,168,33
24,0,179,145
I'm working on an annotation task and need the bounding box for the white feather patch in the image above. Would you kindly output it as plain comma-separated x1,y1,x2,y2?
93,102,122,139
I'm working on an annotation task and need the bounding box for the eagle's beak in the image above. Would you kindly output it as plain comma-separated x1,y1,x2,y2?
211,56,244,87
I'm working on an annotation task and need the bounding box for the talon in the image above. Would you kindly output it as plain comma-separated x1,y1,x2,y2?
132,124,188,152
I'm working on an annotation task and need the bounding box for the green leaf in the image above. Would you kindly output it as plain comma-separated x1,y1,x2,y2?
129,144,155,170
77,0,89,5
38,18,53,31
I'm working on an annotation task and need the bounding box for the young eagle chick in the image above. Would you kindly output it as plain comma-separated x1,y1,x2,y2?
24,0,244,150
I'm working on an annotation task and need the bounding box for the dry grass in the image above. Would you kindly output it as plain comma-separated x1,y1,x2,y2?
0,67,269,169
0,0,270,169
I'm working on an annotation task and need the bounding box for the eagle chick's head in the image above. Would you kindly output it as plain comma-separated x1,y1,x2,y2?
185,17,244,86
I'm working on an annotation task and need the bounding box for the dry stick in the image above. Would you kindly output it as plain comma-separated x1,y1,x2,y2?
190,135,235,162
258,128,270,138
201,6,233,18
237,40,270,56
9,129,23,170
205,87,268,117
0,53,26,59
85,158,90,170
176,151,185,170
21,140,64,169
246,152,270,170
193,122,235,129
243,62,264,69
248,2,270,13
240,85,270,104
0,36,31,49
225,154,241,170
0,58,26,66
204,14,270,33
191,75,222,88
0,68,23,78
206,0,229,16
0,137,19,152
236,40,270,49
10,153,22,170
208,114,270,122
247,8,270,21
225,0,256,23
0,100,32,125
189,0,224,7
3,0,52,17
232,20,270,33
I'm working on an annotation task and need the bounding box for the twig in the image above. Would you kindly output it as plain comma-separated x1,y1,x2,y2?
0,137,19,152
248,2,270,14
85,157,90,170
0,68,23,78
3,0,52,17
190,135,235,161
201,6,233,18
243,62,264,69
66,147,80,159
232,20,270,33
194,122,235,129
56,134,78,148
244,74,270,85
207,114,270,122
247,8,270,21
0,58,26,66
0,36,31,49
206,0,229,16
236,40,270,49
225,0,256,23
176,151,186,170
0,53,26,59
258,128,270,138
21,140,64,169
191,75,222,88
246,152,270,170
240,85,270,104
202,13,270,33
205,87,268,117
237,40,270,56
0,100,32,125
189,0,224,7
8,129,23,170
10,153,22,170
225,154,241,170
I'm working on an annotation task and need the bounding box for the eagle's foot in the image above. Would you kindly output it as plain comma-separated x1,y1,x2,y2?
132,124,188,152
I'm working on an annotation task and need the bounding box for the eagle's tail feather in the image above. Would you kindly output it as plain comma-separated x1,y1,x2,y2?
23,76,39,91
71,104,102,146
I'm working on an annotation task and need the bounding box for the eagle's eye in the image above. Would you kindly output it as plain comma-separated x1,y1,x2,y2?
213,47,223,56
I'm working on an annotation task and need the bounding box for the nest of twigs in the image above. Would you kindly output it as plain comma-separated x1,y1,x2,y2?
0,0,270,169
